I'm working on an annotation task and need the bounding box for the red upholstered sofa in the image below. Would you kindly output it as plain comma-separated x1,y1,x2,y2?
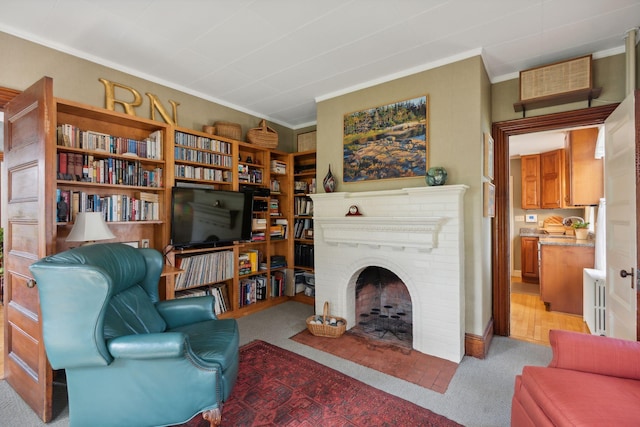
511,329,640,426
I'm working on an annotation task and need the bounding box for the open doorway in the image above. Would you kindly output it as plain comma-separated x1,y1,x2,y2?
491,104,619,338
507,127,595,344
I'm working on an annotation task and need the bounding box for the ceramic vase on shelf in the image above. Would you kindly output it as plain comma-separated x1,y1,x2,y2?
425,166,447,186
323,165,336,193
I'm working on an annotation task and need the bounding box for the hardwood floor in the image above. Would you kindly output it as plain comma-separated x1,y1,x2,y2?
510,277,590,346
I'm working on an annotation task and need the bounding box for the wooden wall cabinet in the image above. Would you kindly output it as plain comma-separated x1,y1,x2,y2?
521,149,568,209
521,154,541,209
55,99,170,252
567,127,603,206
164,131,295,318
520,236,539,283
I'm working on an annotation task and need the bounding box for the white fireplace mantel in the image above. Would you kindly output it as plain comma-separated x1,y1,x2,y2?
311,185,468,362
316,216,447,251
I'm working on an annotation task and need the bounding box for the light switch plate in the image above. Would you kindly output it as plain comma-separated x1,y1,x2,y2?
515,215,525,222
525,214,537,223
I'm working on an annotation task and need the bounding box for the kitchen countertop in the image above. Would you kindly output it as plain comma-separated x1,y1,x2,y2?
520,228,595,247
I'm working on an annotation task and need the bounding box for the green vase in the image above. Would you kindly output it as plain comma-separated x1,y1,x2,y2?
426,166,447,186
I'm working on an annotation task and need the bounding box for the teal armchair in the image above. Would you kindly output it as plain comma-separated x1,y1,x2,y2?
29,243,239,427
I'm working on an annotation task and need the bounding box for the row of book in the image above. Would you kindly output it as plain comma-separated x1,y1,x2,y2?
174,164,232,183
293,218,313,239
238,164,263,184
174,250,234,290
294,196,313,216
57,152,163,188
57,124,163,160
174,131,232,154
174,146,233,166
238,249,261,275
294,179,316,194
239,270,288,307
251,218,288,241
295,244,314,268
176,284,230,315
270,160,287,174
56,189,160,223
240,276,268,306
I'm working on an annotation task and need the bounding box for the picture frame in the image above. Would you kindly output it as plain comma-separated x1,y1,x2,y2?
483,132,494,180
343,95,428,182
484,182,495,217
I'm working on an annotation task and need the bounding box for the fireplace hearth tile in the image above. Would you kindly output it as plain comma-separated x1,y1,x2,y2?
290,328,458,393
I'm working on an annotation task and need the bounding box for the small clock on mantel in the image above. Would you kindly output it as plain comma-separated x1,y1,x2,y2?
346,205,362,216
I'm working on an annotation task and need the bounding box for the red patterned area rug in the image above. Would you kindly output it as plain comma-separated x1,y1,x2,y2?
179,340,462,427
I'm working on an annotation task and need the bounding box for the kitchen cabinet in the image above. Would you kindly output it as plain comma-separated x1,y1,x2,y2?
521,154,541,209
567,128,603,206
540,241,594,315
540,149,567,209
521,149,568,209
520,236,539,283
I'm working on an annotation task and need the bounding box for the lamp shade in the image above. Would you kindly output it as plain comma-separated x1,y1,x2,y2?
66,212,115,243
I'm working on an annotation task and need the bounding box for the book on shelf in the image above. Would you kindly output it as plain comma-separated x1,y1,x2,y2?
174,250,234,290
252,218,267,231
274,218,288,239
270,160,287,174
240,276,267,307
57,124,163,160
294,218,313,239
295,243,315,268
175,283,230,315
269,198,280,216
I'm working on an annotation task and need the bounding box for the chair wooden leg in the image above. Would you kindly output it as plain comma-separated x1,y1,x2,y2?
202,407,222,427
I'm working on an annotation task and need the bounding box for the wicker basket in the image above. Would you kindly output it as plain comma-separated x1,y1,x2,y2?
247,119,278,149
202,125,216,135
214,121,242,140
306,301,346,338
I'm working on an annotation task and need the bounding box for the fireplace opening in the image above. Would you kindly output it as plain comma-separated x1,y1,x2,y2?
353,266,413,349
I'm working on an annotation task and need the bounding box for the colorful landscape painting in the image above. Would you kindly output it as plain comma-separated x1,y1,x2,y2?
343,95,428,182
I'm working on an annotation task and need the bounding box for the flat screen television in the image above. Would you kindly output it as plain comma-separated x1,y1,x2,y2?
170,187,253,249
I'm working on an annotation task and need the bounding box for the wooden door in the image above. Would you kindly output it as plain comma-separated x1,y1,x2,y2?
520,154,540,209
604,91,638,341
3,77,56,421
540,149,564,208
520,237,539,283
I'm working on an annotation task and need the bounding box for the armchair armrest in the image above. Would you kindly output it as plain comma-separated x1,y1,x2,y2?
549,329,640,380
156,296,217,328
107,332,187,359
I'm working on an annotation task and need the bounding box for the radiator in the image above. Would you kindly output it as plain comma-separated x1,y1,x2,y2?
583,269,607,335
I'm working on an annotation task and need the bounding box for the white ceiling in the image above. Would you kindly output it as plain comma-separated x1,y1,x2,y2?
1,0,639,129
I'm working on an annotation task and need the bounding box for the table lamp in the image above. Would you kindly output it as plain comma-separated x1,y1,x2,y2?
66,211,115,245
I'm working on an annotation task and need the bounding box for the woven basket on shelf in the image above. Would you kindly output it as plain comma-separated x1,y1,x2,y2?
202,125,216,135
214,121,242,140
247,119,278,149
306,301,346,338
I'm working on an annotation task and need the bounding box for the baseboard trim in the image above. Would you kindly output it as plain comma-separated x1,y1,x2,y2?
464,318,494,359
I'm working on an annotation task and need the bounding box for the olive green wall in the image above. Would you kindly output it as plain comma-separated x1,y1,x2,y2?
316,56,493,336
492,54,626,123
1,28,633,339
0,31,296,152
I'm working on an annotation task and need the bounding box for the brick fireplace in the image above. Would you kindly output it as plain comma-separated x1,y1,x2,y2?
311,185,468,362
